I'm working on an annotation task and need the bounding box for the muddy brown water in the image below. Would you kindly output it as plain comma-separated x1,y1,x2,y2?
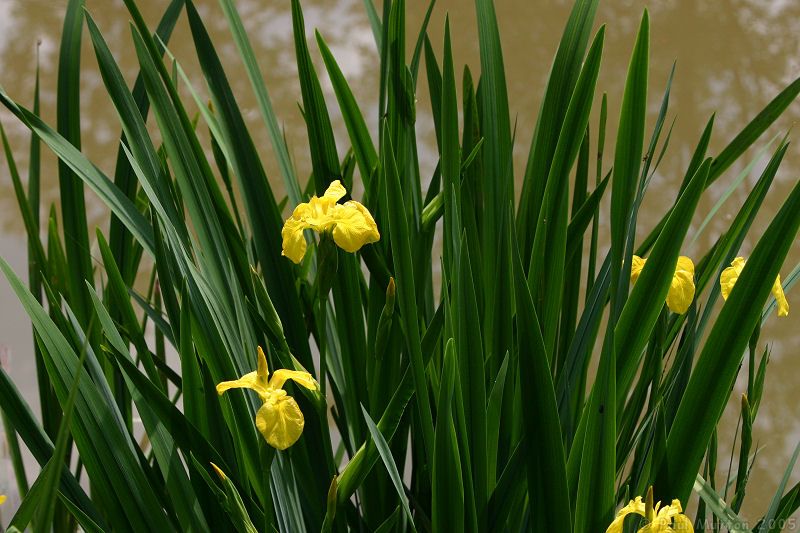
1,0,799,525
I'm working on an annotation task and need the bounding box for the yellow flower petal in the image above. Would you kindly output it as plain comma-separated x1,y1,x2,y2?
630,255,695,313
638,517,672,533
323,180,347,203
675,256,695,277
256,346,270,380
216,370,264,397
656,499,682,520
256,392,305,450
720,256,746,301
281,216,310,264
0,494,6,505
671,513,695,532
330,201,381,253
772,274,789,317
630,255,646,284
654,500,694,532
269,369,318,392
215,346,271,399
666,256,695,314
606,496,646,533
210,462,227,481
720,257,788,317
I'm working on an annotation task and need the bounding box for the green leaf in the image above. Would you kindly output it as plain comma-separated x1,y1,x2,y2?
566,172,610,265
85,13,185,241
609,10,649,317
709,76,800,184
758,436,800,533
432,339,464,533
441,18,461,272
474,0,513,365
690,136,778,247
217,0,302,205
185,1,312,372
336,304,443,503
0,88,155,256
9,348,86,532
291,0,341,194
485,352,509,490
87,282,209,530
361,406,416,530
107,0,183,286
409,0,436,81
317,32,378,190
518,0,600,260
573,328,616,533
528,26,605,355
0,360,102,529
0,120,48,283
382,124,435,466
454,234,488,520
56,0,93,331
693,474,751,533
511,227,572,532
615,159,710,397
360,0,382,50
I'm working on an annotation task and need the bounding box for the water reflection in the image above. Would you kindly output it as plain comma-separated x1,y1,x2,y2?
1,0,798,520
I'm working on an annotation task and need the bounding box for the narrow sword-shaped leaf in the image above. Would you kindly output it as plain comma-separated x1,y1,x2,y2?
512,226,572,532
610,10,649,319
56,0,93,330
361,406,416,530
518,0,600,260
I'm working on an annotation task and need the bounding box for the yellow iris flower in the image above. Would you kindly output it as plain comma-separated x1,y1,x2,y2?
630,255,696,314
606,488,694,533
281,180,380,264
720,257,789,317
217,347,318,450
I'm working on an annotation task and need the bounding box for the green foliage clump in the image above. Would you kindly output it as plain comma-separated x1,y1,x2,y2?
1,0,800,531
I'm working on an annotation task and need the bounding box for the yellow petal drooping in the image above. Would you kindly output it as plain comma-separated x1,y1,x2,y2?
331,200,380,253
629,255,696,314
719,256,746,301
630,255,646,284
281,216,309,264
772,274,789,317
666,256,695,314
256,392,305,450
280,180,380,263
720,256,788,317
